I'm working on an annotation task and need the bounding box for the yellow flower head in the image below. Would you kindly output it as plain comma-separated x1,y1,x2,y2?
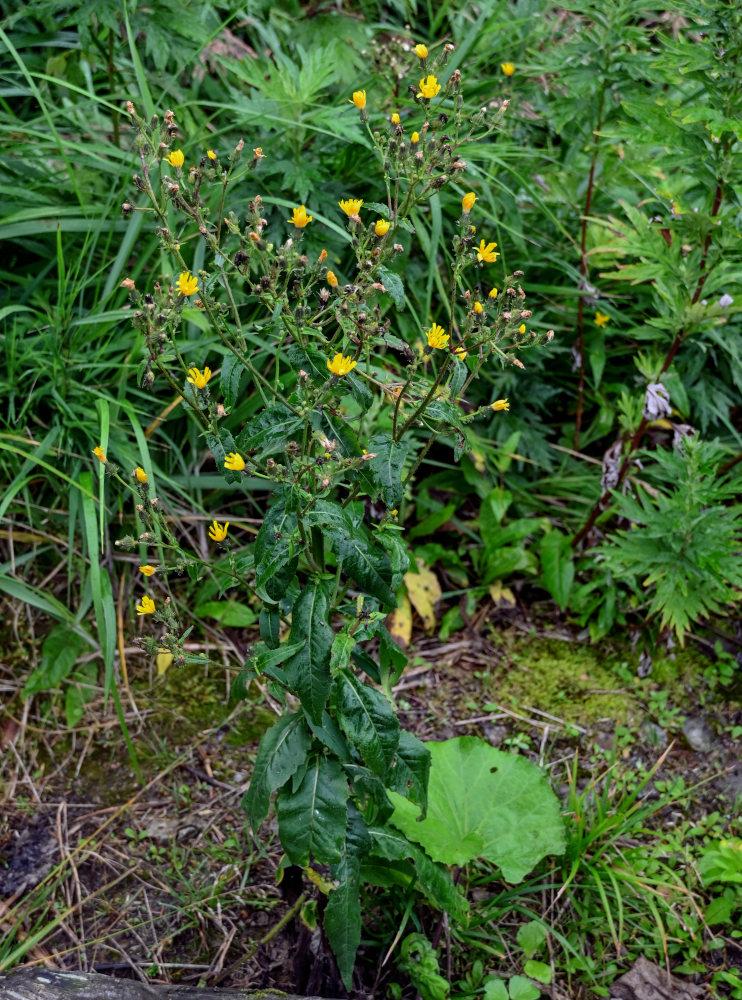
136,595,156,616
418,74,441,99
93,446,107,465
224,452,246,472
350,90,367,110
208,520,229,542
375,219,391,236
595,311,610,327
391,112,401,124
501,62,515,77
253,146,266,159
476,239,499,263
135,466,148,483
187,366,212,389
289,205,312,228
492,398,510,411
426,323,449,350
327,353,358,377
518,323,526,333
411,131,420,143
176,271,199,296
462,192,477,214
489,287,499,299
139,565,156,577
166,149,184,168
339,198,363,217
414,43,428,59
454,348,468,362
206,149,217,160
474,301,483,314
326,270,339,287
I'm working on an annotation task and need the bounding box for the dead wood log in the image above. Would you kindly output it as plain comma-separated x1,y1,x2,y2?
0,967,328,1000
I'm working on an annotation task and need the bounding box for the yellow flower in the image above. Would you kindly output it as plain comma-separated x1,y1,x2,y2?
518,323,526,333
187,366,212,389
136,595,156,615
391,112,400,124
326,270,339,287
492,398,510,411
339,198,363,217
318,248,327,263
411,131,420,143
135,466,148,483
253,146,266,159
426,323,449,350
224,453,246,471
176,271,199,296
473,301,483,314
206,149,217,160
595,311,610,327
289,205,312,228
327,353,358,377
418,74,441,99
454,348,468,361
208,520,229,542
93,446,107,465
375,219,391,236
489,287,498,299
476,239,499,263
139,565,156,576
462,192,477,214
414,43,428,59
350,90,367,110
166,149,184,168
501,62,515,77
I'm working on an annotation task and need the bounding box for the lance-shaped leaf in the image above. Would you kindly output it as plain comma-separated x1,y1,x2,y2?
304,499,355,544
259,606,281,649
284,576,334,724
220,354,246,410
336,532,396,608
386,729,430,814
332,668,400,776
276,755,348,866
236,403,303,460
325,805,371,990
242,712,311,832
367,433,408,510
368,825,468,922
254,501,299,603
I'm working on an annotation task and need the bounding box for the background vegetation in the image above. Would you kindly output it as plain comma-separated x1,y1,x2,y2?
0,0,740,997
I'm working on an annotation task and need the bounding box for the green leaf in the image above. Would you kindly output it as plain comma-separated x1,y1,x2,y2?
508,975,541,1000
236,403,303,460
516,920,548,959
276,755,349,866
378,265,405,309
221,354,246,410
330,629,358,673
284,577,334,724
388,737,565,881
336,532,396,608
523,962,552,985
332,668,400,776
254,500,299,603
259,607,281,649
540,530,574,611
367,826,468,922
386,729,430,814
483,979,509,1000
23,625,85,697
254,640,306,674
242,713,312,832
325,806,370,990
705,895,736,926
304,499,355,542
194,600,256,627
367,433,408,510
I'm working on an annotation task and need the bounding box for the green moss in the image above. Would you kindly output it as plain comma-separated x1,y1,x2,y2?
489,639,640,726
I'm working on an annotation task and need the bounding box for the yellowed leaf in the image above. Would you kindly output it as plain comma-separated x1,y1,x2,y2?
488,581,516,607
387,593,413,648
156,650,174,675
404,558,442,634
